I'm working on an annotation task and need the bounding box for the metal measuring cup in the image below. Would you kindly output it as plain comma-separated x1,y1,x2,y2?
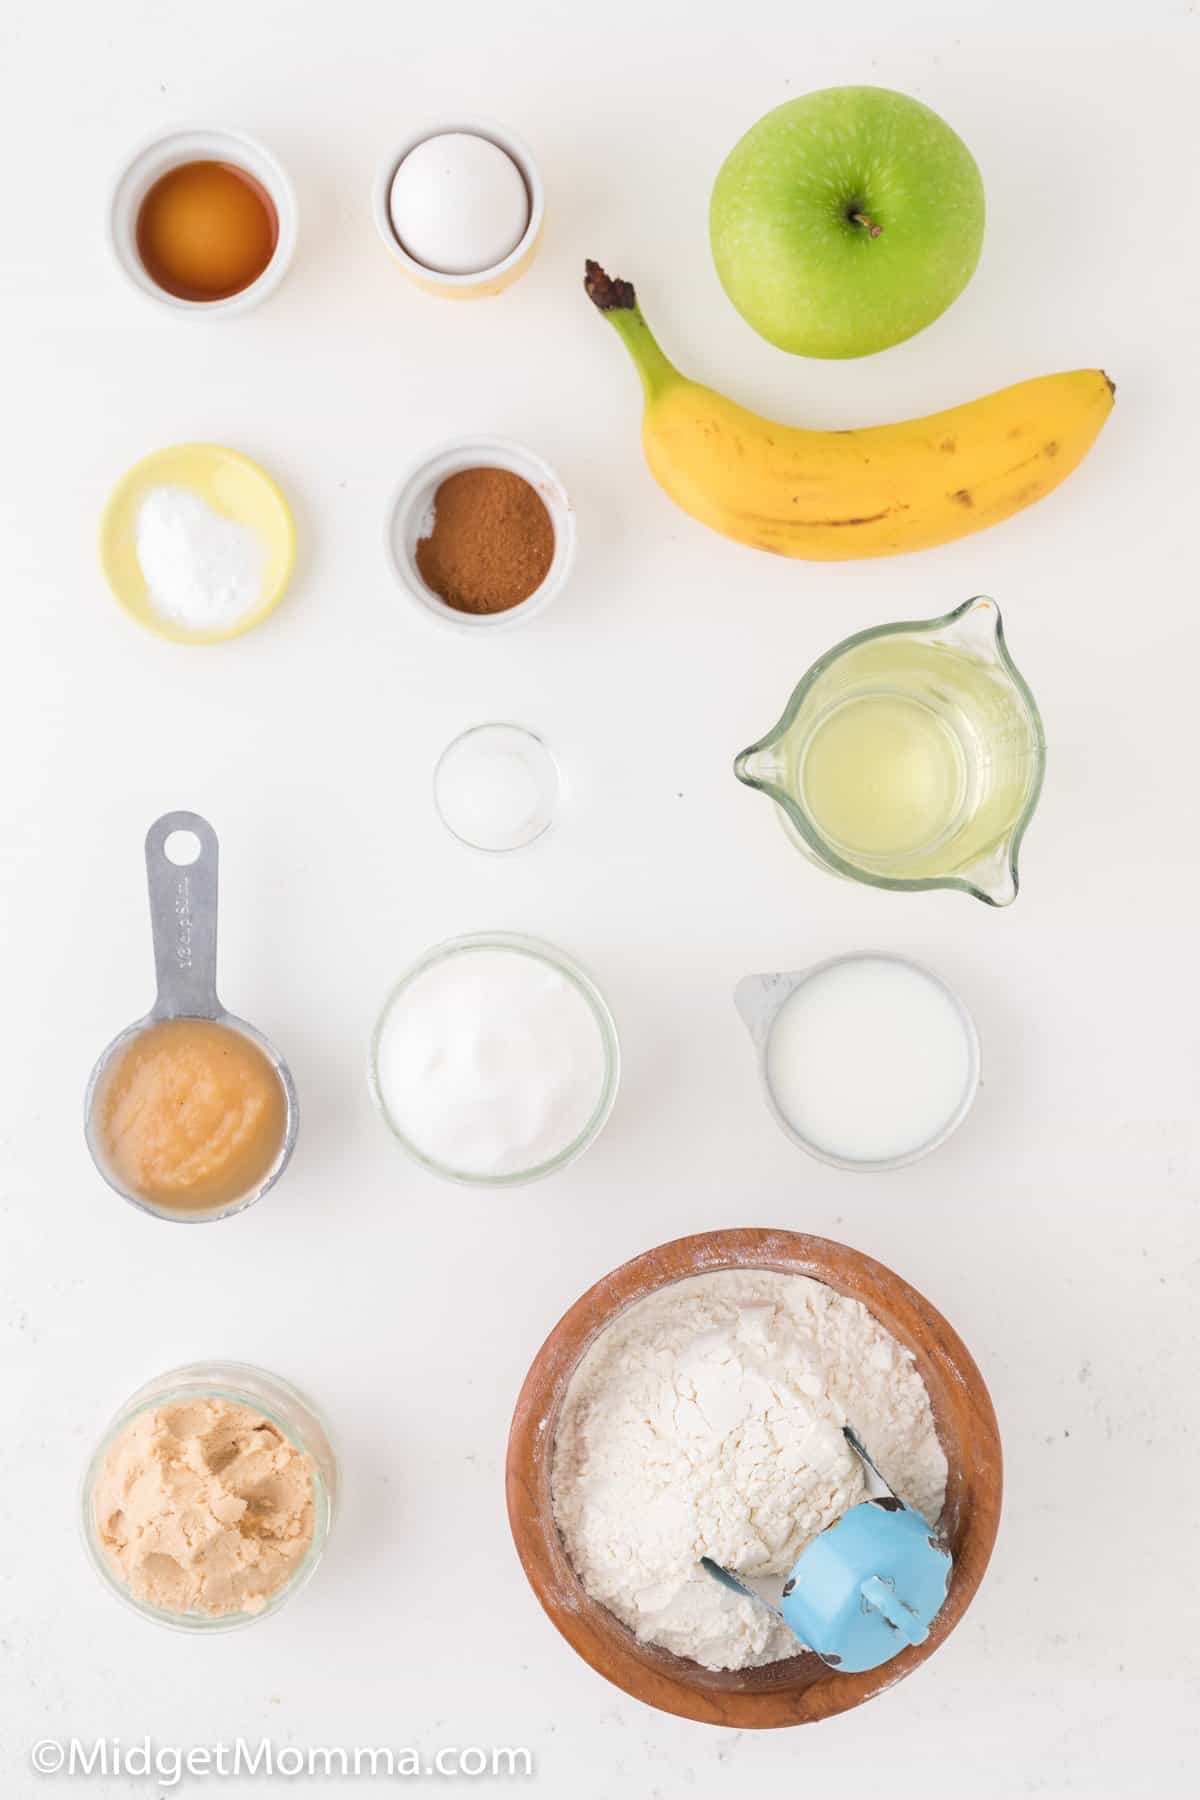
83,811,298,1223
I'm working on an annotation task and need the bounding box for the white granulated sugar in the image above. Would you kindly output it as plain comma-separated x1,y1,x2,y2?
373,948,608,1178
552,1270,947,1672
136,486,265,632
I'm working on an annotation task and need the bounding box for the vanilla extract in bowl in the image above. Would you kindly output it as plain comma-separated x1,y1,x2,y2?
136,160,279,302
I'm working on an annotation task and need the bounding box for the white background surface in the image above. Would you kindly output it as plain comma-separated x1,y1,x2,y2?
2,1,1198,1794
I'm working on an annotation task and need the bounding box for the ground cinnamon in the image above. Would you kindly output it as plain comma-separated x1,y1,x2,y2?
416,467,555,614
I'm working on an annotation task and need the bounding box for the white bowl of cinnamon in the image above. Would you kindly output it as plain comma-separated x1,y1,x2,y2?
385,437,576,633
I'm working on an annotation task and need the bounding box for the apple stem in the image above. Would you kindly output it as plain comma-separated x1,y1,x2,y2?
850,211,883,239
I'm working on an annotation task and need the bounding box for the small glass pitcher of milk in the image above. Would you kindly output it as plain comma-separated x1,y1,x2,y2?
734,597,1045,906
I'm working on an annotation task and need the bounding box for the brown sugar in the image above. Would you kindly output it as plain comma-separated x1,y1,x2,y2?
416,467,555,614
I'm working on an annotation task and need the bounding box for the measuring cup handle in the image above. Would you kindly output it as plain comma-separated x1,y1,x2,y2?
145,811,221,1019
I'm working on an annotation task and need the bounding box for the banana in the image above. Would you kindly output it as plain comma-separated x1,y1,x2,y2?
584,261,1114,561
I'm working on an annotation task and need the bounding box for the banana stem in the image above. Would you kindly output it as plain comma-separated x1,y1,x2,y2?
584,260,679,401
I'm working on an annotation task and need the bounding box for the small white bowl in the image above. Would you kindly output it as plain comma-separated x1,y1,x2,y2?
372,118,544,299
385,436,575,634
108,124,298,316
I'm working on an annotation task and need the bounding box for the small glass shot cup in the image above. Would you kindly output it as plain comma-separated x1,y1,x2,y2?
433,723,562,853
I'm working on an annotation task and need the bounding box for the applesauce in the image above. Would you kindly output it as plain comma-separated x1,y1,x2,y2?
94,1018,287,1213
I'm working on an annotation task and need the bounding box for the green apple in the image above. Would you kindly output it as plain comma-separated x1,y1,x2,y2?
710,86,985,358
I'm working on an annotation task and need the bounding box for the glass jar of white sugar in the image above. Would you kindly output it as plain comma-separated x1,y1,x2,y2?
368,933,620,1187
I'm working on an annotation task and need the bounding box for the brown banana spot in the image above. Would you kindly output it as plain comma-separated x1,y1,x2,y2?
939,437,957,453
951,489,974,508
1043,440,1059,457
740,508,894,532
803,510,892,528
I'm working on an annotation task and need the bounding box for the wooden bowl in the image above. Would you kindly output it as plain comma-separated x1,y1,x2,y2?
506,1227,1001,1729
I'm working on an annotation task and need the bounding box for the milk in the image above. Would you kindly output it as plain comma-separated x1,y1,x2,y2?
762,956,978,1167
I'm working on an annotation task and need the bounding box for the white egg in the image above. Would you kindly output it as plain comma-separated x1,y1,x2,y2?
389,133,530,277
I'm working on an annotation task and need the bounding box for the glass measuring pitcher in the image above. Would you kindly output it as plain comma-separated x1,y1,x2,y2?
734,597,1045,906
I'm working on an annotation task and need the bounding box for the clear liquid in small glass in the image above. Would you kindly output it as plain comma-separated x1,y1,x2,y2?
735,599,1045,904
799,688,973,863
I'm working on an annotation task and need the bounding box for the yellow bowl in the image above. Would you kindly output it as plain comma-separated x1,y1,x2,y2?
99,443,295,645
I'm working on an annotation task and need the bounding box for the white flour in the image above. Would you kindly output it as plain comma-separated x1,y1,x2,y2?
552,1270,947,1672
